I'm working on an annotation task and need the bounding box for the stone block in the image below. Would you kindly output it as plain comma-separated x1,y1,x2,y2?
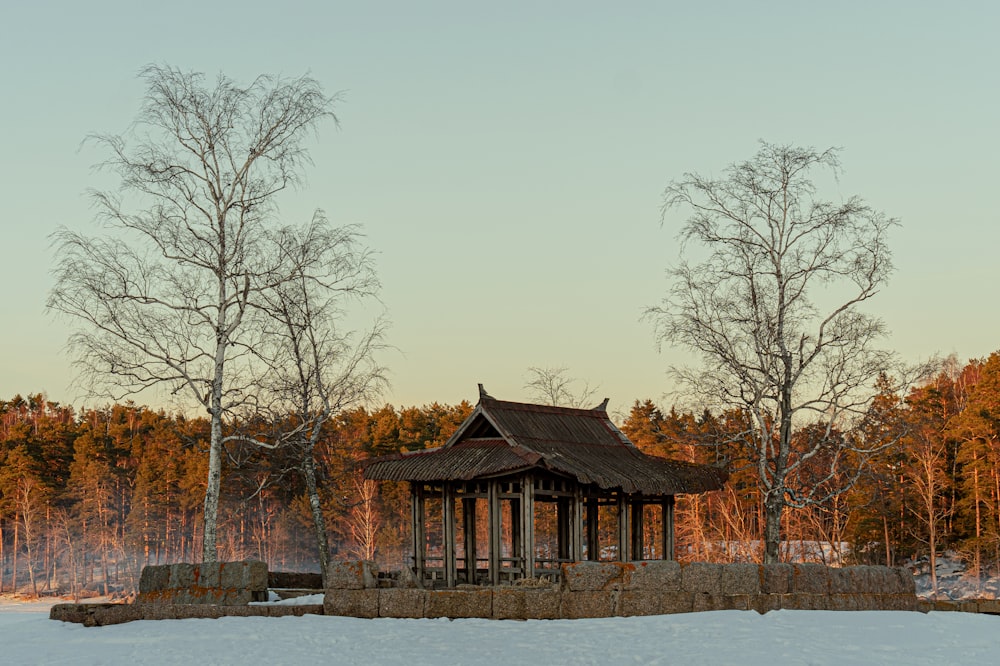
891,567,917,595
872,566,900,593
856,566,895,594
749,594,782,615
958,599,979,613
324,589,378,618
168,563,197,589
425,589,492,619
264,604,324,617
855,565,883,593
49,603,96,624
791,563,830,595
978,599,1000,615
727,595,754,611
828,567,852,594
190,564,213,588
660,592,694,615
827,593,864,611
219,561,267,592
379,589,427,618
624,560,681,591
561,562,626,591
692,593,739,612
560,591,615,619
617,590,662,617
137,603,179,621
139,565,171,593
883,594,918,612
165,587,255,605
492,588,561,620
327,561,378,590
681,562,722,594
721,563,761,595
788,594,817,610
760,564,792,594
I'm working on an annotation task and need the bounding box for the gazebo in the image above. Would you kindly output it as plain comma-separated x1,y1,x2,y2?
363,386,727,588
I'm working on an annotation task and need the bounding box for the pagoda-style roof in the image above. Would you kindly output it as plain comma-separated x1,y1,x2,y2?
364,386,727,495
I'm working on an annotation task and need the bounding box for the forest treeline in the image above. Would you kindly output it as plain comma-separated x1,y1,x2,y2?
5,353,1000,596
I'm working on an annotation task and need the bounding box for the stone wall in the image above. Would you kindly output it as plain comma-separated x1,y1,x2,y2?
50,602,323,627
324,560,918,619
137,560,268,604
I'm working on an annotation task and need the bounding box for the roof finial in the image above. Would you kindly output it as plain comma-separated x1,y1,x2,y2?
594,397,609,412
478,383,494,400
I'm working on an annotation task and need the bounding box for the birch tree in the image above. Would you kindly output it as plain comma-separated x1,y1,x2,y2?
524,366,599,408
254,221,388,583
49,65,336,562
648,143,904,564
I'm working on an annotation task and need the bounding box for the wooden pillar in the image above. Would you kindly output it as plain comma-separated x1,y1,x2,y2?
662,496,675,561
411,484,426,584
462,497,477,584
442,482,456,588
586,497,599,560
511,495,521,571
557,498,570,561
631,501,645,561
521,474,535,579
488,480,501,585
617,493,630,562
571,486,584,562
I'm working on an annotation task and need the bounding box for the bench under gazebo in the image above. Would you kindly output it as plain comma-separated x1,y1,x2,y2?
363,385,727,588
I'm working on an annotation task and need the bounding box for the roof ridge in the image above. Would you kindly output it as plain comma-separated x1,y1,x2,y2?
485,398,607,417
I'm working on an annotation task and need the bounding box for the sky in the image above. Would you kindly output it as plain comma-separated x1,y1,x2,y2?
2,1,998,415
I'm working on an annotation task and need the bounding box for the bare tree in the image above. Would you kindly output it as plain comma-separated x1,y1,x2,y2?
345,472,382,561
49,65,336,562
648,142,908,564
253,220,388,583
524,366,600,408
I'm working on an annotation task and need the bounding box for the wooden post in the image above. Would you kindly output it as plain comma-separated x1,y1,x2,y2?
571,486,584,562
412,484,426,585
631,501,645,561
462,497,477,584
511,495,521,571
521,474,535,579
617,493,630,562
442,482,456,588
557,498,570,561
586,497,599,561
488,480,501,585
662,496,675,561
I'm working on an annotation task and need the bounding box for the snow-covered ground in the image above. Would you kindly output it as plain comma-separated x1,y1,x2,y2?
2,596,999,665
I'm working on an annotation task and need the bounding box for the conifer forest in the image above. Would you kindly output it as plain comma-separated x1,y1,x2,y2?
4,352,1000,596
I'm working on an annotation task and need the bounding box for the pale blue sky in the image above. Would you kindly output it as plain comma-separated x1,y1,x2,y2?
1,2,998,413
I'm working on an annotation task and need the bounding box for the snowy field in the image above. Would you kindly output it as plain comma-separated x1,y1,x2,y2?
3,598,1000,665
